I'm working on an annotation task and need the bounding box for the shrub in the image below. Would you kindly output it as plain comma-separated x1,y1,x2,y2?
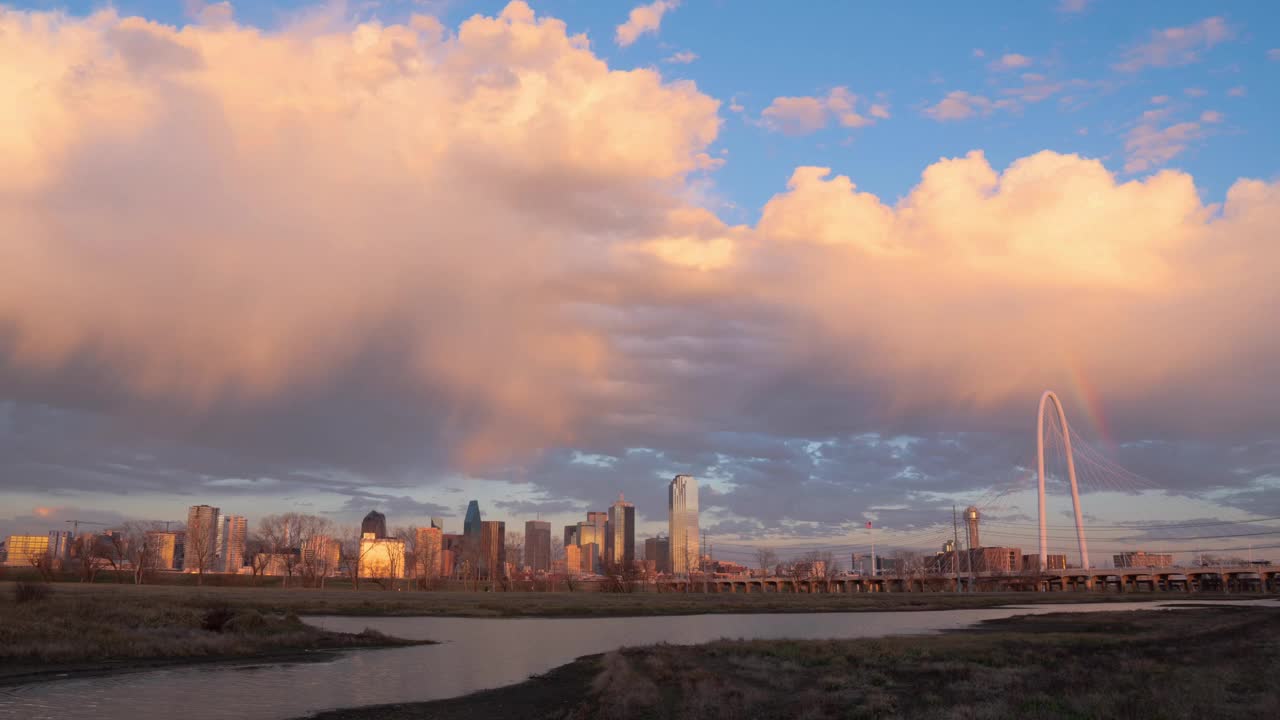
201,604,236,633
223,610,267,633
14,582,52,604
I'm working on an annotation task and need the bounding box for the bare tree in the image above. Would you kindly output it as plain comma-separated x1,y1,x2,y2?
185,520,217,585
72,533,112,583
755,547,778,577
120,522,169,585
802,550,839,592
505,531,524,586
28,552,56,582
296,516,337,588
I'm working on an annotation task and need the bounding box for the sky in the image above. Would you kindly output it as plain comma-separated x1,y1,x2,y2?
1,0,1279,566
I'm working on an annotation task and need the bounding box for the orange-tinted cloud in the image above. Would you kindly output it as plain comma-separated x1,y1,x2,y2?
0,2,720,465
2,3,1279,480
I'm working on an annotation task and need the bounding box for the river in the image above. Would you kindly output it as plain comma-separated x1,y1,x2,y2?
2,599,1275,720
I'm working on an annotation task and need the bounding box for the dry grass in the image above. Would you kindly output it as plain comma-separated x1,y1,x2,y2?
0,583,417,675
552,607,1280,720
0,580,1253,620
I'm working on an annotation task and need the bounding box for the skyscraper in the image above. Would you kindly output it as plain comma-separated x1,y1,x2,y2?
185,505,220,573
525,520,551,573
668,475,700,575
415,526,444,578
564,524,579,548
607,495,635,569
430,516,445,531
217,515,248,573
588,510,609,565
479,520,506,580
577,521,603,573
645,536,671,574
361,510,388,539
464,501,482,538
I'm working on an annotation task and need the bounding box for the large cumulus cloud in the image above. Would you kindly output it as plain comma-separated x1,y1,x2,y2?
2,3,1278,538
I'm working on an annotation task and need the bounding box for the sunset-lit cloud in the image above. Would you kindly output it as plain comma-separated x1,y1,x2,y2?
990,53,1032,71
1,2,1278,541
1124,111,1204,173
760,87,881,135
923,90,1014,121
615,0,678,47
1115,17,1233,72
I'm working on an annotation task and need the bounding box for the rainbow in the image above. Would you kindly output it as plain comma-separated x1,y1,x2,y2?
1064,357,1111,445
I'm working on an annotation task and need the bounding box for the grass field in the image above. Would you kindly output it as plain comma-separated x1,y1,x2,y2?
1,580,1263,621
0,582,422,685
307,605,1280,720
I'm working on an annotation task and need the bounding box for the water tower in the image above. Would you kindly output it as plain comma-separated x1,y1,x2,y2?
964,506,980,549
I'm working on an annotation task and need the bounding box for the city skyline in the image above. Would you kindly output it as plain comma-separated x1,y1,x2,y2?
2,1,1279,559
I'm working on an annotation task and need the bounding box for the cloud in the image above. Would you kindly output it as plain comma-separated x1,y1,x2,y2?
1227,86,1246,97
1058,0,1092,12
1115,17,1233,72
1151,95,1170,104
3,3,1280,542
1268,48,1280,61
923,91,1013,121
1124,112,1204,173
971,48,985,58
663,50,697,64
1184,87,1207,97
1199,110,1223,124
760,87,882,135
990,53,1032,71
615,0,678,47
0,2,721,471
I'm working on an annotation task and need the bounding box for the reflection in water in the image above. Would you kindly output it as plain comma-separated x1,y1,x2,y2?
2,600,1275,720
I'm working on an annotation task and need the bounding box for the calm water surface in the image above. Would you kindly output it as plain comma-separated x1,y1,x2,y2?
3,599,1276,720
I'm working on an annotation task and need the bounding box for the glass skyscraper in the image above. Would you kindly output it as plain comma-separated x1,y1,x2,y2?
463,501,482,539
607,496,635,569
668,475,700,575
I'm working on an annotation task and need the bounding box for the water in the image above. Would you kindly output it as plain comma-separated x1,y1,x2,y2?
2,600,1276,720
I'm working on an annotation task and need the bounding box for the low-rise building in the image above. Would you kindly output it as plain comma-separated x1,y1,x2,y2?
358,533,406,579
1114,551,1174,568
3,535,50,567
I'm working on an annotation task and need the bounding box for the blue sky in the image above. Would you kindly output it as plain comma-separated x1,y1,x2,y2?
1,0,1279,563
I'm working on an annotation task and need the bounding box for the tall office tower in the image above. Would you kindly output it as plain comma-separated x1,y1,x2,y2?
479,520,506,580
576,521,603,573
668,475,700,575
525,520,552,573
464,501,482,538
218,515,248,573
565,544,582,575
607,496,635,569
47,530,73,563
964,506,980,549
588,511,609,563
645,536,671,574
361,510,388,539
564,524,579,549
430,517,445,531
415,526,444,578
185,505,220,573
579,543,600,575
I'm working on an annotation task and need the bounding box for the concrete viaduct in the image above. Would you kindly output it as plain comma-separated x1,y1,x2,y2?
650,565,1280,594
